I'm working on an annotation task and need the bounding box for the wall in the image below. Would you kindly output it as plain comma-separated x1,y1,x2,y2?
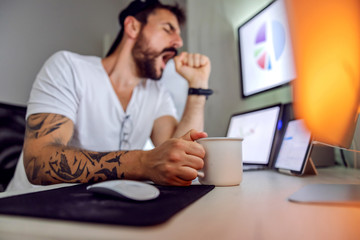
186,0,360,167
0,0,186,106
187,0,292,137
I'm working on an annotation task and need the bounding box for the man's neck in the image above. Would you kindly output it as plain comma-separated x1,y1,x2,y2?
101,42,144,111
102,41,143,89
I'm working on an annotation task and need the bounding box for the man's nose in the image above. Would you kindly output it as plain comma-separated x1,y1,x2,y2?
171,33,183,49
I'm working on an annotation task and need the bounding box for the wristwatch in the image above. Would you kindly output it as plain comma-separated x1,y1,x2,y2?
188,88,213,99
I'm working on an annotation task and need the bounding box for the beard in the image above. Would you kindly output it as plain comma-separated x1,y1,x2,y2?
132,31,177,80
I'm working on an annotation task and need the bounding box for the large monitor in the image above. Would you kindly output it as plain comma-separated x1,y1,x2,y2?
286,0,360,205
287,0,360,148
238,0,296,98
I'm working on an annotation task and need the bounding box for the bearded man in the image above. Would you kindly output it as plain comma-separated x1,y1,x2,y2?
7,0,212,192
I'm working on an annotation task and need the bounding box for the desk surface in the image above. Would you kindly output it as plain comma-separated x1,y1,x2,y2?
1,167,360,240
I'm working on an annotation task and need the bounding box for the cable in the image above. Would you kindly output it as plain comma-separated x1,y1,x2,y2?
340,149,348,167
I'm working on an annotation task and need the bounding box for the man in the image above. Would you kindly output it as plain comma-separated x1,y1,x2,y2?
6,0,212,191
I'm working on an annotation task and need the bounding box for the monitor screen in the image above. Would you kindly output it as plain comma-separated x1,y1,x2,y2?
238,0,296,98
226,104,281,165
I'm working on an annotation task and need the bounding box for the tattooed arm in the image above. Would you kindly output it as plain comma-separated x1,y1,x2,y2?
23,113,141,184
23,113,207,186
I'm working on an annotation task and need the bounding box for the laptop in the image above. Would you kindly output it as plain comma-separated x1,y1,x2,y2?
226,104,282,171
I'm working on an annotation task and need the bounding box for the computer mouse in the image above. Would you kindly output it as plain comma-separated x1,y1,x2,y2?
86,180,160,201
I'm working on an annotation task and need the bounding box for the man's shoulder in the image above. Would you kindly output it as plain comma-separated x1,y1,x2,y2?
48,50,79,61
46,51,100,67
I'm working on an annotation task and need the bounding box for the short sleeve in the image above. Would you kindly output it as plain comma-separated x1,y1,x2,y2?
26,51,80,123
153,84,178,120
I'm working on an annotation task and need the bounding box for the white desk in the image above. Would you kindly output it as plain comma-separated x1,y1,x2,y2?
1,167,360,240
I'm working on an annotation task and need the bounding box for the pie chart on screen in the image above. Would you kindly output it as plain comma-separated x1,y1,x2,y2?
254,21,286,70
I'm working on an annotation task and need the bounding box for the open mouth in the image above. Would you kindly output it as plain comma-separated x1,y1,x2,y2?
161,48,178,65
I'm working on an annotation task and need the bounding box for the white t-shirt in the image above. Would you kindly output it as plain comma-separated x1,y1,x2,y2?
7,51,177,192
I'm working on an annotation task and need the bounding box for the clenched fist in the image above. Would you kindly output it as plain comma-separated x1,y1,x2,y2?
174,52,211,89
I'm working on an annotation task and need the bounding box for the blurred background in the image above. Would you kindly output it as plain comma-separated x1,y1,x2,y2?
1,0,359,167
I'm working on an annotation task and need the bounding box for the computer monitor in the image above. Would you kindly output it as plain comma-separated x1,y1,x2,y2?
287,0,360,148
286,0,360,205
237,0,296,98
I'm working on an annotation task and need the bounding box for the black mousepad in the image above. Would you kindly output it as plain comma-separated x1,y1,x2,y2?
0,183,214,226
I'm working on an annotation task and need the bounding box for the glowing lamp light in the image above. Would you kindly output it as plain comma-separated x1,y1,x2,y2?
286,0,360,148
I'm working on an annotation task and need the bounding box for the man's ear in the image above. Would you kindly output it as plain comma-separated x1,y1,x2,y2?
123,16,142,39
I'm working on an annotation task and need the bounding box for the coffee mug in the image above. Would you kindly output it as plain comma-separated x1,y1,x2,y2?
196,137,243,186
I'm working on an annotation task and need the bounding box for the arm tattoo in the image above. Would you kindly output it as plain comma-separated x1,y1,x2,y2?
44,149,126,183
48,153,87,181
25,113,128,184
85,152,110,164
26,114,70,139
25,157,41,181
95,167,118,180
105,155,121,166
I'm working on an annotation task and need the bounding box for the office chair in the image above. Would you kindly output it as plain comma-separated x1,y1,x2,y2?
0,102,26,192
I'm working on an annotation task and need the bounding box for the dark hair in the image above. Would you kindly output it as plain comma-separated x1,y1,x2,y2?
106,0,185,57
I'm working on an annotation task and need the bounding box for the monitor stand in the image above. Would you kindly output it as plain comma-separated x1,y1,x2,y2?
288,183,360,206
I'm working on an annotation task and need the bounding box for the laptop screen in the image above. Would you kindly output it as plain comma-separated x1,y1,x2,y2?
226,104,281,165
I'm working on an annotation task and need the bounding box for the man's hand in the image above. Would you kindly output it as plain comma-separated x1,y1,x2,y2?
174,52,211,88
141,129,208,186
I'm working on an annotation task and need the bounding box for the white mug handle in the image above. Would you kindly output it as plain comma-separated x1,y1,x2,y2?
197,171,205,178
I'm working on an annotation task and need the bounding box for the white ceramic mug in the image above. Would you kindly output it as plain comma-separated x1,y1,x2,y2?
197,137,243,186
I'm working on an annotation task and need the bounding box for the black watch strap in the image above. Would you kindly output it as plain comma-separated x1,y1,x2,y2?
188,88,213,96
